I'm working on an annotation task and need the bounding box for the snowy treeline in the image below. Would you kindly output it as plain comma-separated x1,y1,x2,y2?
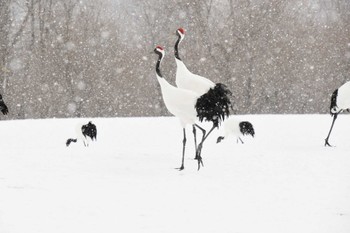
0,0,349,119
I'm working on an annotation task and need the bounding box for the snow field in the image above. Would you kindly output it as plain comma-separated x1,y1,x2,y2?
0,115,350,233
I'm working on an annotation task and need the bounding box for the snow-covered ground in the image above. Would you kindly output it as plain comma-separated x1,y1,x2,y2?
0,115,350,233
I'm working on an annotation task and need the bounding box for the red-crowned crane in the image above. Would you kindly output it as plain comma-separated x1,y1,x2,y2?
66,121,97,147
216,117,255,144
174,27,232,159
153,46,206,170
325,81,350,147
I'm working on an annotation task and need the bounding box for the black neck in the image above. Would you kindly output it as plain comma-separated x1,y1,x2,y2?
155,51,164,78
174,34,182,61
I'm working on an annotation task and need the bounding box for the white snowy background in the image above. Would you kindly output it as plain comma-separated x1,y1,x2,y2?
1,115,349,233
1,1,350,232
1,0,350,118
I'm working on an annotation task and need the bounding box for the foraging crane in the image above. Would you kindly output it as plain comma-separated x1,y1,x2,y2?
216,117,255,144
325,81,350,146
174,28,232,158
66,121,97,147
0,94,8,115
153,45,207,170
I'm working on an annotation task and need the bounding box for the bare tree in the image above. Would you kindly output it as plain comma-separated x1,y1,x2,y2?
2,0,350,119
0,0,12,92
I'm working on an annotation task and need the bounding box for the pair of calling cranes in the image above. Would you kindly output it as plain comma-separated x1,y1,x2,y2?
153,28,350,171
153,28,232,171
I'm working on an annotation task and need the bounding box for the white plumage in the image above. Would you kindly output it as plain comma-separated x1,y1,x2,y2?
174,28,215,96
156,74,198,128
153,46,205,170
173,28,233,161
330,81,350,114
220,118,242,141
76,123,85,139
175,58,215,95
217,117,255,144
325,81,350,146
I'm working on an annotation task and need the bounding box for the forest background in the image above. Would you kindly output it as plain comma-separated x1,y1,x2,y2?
0,0,349,119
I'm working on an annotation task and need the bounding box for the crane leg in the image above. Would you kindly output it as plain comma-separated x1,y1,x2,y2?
192,126,198,159
195,124,216,170
177,128,186,170
325,113,338,147
194,124,206,161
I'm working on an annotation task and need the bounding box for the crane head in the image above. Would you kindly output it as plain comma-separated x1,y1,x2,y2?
154,45,164,52
177,28,185,37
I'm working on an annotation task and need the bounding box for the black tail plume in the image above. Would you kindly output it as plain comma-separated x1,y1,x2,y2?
0,96,8,115
195,83,232,127
82,121,97,141
0,105,8,115
239,121,255,137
